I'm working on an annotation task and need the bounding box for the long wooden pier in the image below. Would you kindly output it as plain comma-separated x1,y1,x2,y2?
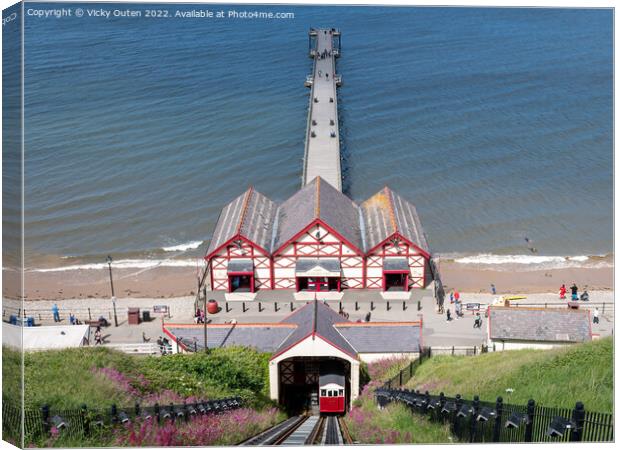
302,28,343,191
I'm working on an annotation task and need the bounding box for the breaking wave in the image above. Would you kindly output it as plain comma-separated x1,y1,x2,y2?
29,258,199,272
161,241,203,252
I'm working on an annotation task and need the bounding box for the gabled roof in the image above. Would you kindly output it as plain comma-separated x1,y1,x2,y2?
489,307,592,343
274,300,357,358
206,187,278,257
271,177,363,254
361,187,429,255
163,303,424,358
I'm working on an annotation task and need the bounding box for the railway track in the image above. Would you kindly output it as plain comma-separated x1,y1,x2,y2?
240,414,352,446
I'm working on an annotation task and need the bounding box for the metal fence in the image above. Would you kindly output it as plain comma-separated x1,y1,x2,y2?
376,388,613,443
3,303,171,326
377,346,613,443
2,396,242,446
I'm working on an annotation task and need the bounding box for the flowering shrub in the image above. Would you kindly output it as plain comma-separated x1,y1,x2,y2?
91,367,143,397
115,407,282,446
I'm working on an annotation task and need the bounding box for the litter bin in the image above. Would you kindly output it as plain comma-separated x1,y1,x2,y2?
128,308,140,325
9,315,16,325
142,310,151,323
26,317,35,327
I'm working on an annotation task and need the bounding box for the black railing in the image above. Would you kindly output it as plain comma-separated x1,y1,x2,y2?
375,388,612,443
2,396,242,445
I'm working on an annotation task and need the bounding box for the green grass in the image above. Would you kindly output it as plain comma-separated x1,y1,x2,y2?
2,347,22,402
345,390,453,444
405,337,613,412
3,345,274,410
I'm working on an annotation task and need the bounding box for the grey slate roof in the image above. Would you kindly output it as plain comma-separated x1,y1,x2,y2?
272,177,363,253
227,259,254,273
361,187,429,254
276,301,357,356
335,324,422,353
166,301,423,357
489,307,592,343
167,325,295,352
383,257,409,271
295,258,341,274
206,187,277,257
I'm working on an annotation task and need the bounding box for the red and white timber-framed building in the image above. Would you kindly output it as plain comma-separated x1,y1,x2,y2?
204,176,431,295
361,187,431,291
205,187,277,294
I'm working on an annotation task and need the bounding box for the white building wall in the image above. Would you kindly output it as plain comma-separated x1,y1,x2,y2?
490,339,576,351
358,352,420,364
269,335,360,404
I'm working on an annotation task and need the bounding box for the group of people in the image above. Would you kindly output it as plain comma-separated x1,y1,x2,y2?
194,308,206,324
558,283,589,302
69,314,82,325
156,336,172,355
338,307,350,320
317,49,331,60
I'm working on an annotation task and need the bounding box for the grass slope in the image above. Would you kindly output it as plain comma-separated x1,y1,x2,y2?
3,345,273,410
406,338,613,412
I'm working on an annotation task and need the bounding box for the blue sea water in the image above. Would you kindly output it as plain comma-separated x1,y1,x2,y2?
19,4,612,268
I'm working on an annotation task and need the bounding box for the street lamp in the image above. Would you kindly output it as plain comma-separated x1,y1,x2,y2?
107,255,118,327
203,297,209,353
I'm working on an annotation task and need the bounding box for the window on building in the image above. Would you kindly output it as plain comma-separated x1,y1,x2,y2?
321,389,327,397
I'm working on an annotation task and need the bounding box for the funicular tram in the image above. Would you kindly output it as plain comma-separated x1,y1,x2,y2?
318,361,346,414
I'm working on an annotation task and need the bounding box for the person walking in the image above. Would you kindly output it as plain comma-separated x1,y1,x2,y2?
593,307,599,325
52,304,60,323
490,284,496,295
455,300,462,319
559,284,567,300
570,283,578,301
474,312,482,329
446,308,452,322
94,327,103,345
450,291,454,304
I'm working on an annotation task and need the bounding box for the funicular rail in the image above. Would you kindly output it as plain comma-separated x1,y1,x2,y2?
240,414,351,446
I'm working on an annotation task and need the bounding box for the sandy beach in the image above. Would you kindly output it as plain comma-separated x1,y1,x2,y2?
2,261,613,301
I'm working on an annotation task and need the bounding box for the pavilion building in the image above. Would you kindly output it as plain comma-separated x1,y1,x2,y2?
205,176,431,296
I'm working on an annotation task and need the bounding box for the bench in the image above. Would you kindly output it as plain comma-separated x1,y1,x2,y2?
465,303,481,314
86,319,109,327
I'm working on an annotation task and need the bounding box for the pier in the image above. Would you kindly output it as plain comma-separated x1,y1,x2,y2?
302,28,343,191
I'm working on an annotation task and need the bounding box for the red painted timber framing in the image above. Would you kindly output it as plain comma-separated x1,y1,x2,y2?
272,218,364,257
367,231,431,260
205,233,270,261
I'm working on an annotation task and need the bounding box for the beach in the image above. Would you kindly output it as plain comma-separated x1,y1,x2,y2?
5,261,612,301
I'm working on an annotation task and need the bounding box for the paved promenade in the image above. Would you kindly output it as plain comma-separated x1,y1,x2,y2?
12,290,613,347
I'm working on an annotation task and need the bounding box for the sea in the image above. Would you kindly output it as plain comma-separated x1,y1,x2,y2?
14,4,613,273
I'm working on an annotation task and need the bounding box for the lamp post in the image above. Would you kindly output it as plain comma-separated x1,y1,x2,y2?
107,255,118,327
203,297,208,354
